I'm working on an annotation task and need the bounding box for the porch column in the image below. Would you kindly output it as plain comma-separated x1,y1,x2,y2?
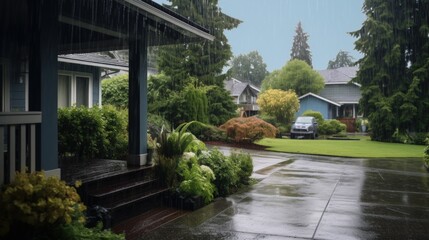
353,105,356,118
128,17,148,166
28,0,60,177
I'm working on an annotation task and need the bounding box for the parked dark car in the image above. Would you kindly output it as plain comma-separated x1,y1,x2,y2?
290,116,318,139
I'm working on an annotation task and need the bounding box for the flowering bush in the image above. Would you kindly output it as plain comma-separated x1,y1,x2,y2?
219,116,277,143
0,172,86,237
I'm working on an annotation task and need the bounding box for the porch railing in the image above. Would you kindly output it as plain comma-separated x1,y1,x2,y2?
238,103,260,111
0,112,41,185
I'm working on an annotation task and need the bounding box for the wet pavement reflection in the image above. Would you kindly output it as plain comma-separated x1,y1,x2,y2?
143,147,429,239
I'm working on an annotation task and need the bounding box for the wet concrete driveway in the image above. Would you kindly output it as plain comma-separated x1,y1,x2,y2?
143,148,429,239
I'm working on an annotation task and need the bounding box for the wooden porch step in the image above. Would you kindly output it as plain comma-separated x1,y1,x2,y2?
106,187,170,225
78,165,156,203
112,207,189,240
87,178,160,206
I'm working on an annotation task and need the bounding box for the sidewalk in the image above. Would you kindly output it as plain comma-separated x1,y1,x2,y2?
142,147,429,239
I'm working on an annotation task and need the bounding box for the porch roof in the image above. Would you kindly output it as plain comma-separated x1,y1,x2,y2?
58,0,214,54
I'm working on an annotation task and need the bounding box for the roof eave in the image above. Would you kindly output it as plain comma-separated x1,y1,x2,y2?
123,0,215,41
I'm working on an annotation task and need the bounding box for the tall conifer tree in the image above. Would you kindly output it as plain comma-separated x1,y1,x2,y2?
351,0,429,141
290,22,312,68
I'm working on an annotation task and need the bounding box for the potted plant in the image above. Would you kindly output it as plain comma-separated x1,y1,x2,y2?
361,119,368,133
147,133,157,166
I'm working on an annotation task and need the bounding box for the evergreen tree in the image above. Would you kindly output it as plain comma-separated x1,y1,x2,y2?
228,51,269,87
158,0,241,88
327,50,355,69
290,22,312,68
351,0,429,142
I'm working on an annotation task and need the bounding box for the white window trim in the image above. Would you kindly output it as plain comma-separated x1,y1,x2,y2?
58,71,93,108
0,58,10,112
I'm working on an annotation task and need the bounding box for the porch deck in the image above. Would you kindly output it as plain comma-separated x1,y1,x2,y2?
60,158,131,184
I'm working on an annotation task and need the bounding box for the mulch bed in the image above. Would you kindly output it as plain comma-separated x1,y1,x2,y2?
205,141,268,151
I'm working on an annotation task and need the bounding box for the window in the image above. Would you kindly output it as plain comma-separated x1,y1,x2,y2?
58,73,92,108
0,64,3,111
75,76,89,107
58,75,71,108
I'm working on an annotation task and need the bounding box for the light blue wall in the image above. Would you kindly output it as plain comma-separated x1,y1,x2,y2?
297,95,330,119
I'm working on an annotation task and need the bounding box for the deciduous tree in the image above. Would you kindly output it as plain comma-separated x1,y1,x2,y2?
228,51,269,87
327,50,355,69
261,59,324,96
257,89,300,125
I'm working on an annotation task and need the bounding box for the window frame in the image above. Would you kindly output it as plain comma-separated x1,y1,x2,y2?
0,59,10,112
58,71,93,108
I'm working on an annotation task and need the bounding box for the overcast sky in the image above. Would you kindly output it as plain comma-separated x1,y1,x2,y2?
154,0,366,71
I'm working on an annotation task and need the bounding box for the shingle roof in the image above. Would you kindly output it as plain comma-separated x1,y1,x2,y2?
224,78,260,96
58,53,129,71
317,66,358,85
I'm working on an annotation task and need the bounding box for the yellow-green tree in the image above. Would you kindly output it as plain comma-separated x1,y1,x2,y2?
257,89,300,124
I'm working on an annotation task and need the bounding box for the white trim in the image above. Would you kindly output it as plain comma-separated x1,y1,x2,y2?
0,59,10,112
98,69,102,107
299,92,341,107
325,82,361,87
58,57,129,71
338,102,359,104
122,0,215,41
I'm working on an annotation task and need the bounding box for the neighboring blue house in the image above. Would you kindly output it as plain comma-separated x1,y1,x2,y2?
224,78,260,116
297,66,361,120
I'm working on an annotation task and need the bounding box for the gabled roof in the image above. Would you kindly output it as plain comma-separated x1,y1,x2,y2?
224,78,260,97
58,53,129,71
299,92,341,107
317,66,359,85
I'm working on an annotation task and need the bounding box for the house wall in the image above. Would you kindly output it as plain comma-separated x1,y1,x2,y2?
297,95,330,119
319,84,361,104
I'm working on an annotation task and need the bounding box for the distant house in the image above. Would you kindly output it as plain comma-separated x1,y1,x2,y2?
224,78,260,116
296,66,361,131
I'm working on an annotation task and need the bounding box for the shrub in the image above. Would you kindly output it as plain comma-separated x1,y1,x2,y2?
58,106,128,160
219,116,277,143
148,114,171,139
319,119,346,135
0,172,86,237
197,149,239,197
188,124,227,142
101,74,129,109
156,121,206,188
58,107,105,160
229,151,253,185
177,156,215,204
302,110,324,124
99,106,128,160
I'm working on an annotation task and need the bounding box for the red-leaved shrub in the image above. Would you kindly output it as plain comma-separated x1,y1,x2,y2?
219,117,277,143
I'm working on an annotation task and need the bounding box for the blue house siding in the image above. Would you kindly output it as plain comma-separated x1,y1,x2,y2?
58,62,101,107
297,95,330,119
10,78,26,112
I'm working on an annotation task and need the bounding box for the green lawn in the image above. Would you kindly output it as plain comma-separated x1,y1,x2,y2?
257,136,425,158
